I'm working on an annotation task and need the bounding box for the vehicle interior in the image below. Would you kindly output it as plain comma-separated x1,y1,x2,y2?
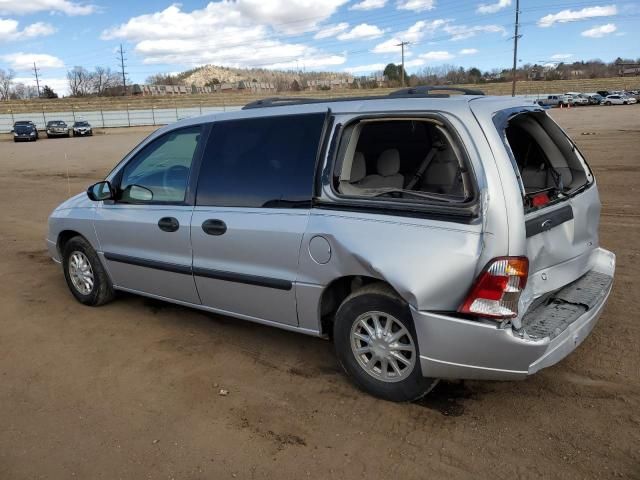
504,112,591,208
335,119,473,203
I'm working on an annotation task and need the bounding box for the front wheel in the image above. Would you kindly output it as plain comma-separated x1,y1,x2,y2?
62,236,115,306
333,286,437,402
606,101,612,106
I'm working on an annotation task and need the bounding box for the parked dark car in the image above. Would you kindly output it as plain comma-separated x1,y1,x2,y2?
46,120,70,138
597,90,610,98
72,121,93,137
13,120,39,139
12,122,38,142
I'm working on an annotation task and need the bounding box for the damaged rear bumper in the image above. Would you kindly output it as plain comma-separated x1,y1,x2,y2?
412,247,615,380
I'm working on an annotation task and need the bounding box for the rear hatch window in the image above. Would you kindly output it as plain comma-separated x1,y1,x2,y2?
503,111,593,211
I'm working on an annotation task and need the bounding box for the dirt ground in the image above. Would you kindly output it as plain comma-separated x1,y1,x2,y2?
0,107,638,479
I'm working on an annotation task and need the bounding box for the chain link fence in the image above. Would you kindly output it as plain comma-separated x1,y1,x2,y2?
1,104,243,133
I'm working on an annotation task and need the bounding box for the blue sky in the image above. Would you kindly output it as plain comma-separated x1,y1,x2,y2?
0,0,638,94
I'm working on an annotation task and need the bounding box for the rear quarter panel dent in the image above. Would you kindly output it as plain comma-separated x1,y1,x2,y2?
298,211,484,311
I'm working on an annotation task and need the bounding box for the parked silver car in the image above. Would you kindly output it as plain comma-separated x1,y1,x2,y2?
47,87,615,401
46,120,70,138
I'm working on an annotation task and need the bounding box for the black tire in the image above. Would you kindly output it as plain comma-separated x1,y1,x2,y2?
333,285,437,402
62,236,115,306
606,101,612,106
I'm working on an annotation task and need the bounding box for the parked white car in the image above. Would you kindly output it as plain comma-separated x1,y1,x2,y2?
602,94,636,105
565,93,589,105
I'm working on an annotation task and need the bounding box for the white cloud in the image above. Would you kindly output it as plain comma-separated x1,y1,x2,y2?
459,48,479,55
581,23,617,37
233,0,348,34
101,3,348,69
0,18,55,42
314,22,349,39
267,54,346,70
372,19,447,53
550,53,573,60
443,23,506,40
14,76,68,95
1,52,64,70
350,0,386,10
419,50,454,61
337,23,384,40
396,0,435,12
344,63,386,73
0,0,96,16
538,5,617,28
476,0,510,14
404,58,426,67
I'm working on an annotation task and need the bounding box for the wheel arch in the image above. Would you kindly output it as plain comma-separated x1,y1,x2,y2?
318,275,404,337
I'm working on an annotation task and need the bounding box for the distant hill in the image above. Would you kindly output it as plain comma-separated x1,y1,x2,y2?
174,64,353,88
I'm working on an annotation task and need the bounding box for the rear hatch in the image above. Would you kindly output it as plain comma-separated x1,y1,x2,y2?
499,110,601,302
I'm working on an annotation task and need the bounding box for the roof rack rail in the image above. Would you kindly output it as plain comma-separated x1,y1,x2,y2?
241,85,483,109
389,86,485,96
242,97,322,110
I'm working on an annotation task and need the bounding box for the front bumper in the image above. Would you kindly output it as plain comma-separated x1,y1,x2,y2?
412,248,615,380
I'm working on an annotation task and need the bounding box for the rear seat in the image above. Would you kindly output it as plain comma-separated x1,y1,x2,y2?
358,149,404,189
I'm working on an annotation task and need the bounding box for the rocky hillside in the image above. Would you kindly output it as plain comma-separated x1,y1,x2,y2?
177,64,352,87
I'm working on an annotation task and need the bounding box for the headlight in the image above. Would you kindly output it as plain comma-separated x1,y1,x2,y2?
30,132,36,136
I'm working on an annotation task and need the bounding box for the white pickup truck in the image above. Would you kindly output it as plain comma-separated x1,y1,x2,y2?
537,94,573,107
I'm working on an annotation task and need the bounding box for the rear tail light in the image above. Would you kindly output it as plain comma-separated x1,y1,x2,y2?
459,257,529,319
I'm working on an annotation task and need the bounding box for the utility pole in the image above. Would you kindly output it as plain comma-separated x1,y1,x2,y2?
33,62,41,97
118,44,127,96
511,0,521,97
396,41,410,87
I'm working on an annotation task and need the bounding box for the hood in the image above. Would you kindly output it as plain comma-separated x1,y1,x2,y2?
54,192,95,211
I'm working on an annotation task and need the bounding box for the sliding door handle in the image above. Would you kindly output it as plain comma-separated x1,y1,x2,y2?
202,219,227,236
158,217,179,232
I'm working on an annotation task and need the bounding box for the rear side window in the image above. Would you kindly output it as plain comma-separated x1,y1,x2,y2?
196,113,325,208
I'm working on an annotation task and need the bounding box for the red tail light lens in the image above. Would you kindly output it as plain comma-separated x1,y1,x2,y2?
459,257,529,319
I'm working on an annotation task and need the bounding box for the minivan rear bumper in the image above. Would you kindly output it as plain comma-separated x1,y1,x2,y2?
412,247,615,380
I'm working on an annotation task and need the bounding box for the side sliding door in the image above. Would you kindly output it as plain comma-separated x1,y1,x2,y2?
190,112,327,326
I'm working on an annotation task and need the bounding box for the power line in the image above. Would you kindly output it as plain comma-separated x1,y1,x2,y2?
32,62,41,98
511,0,521,97
118,44,127,96
395,41,410,86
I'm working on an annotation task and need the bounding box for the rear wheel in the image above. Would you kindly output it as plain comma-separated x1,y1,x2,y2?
606,101,612,106
62,236,115,306
333,286,437,402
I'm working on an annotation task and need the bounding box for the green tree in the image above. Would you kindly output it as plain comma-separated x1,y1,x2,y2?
41,85,58,98
383,63,407,82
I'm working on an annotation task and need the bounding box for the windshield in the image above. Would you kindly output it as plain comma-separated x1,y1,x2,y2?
75,122,89,127
48,121,65,127
15,125,33,133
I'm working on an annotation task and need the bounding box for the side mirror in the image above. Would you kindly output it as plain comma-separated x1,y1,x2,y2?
87,181,114,201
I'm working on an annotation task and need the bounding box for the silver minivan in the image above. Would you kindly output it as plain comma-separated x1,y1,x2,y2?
47,87,615,401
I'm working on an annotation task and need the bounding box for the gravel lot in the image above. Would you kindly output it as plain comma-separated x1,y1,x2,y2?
0,106,638,479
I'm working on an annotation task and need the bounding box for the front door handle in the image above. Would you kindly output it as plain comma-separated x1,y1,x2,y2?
202,219,227,236
158,217,179,232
